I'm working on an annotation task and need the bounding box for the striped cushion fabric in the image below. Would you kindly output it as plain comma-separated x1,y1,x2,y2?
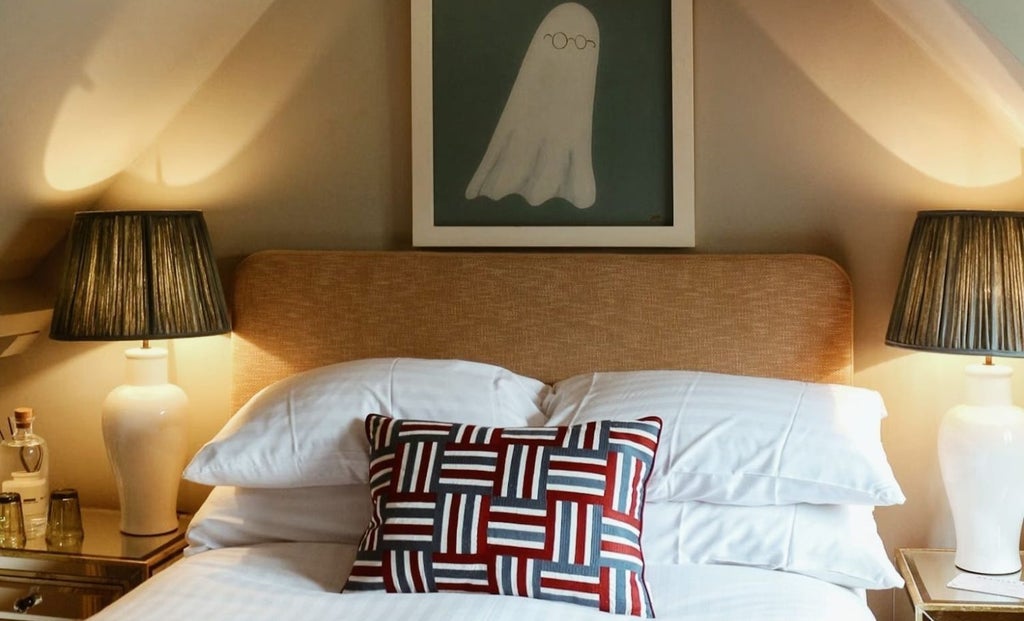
343,413,662,617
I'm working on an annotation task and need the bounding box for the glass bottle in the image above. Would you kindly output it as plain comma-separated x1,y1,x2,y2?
0,408,49,538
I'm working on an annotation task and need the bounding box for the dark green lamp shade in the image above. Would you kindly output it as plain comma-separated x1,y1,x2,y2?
50,210,230,341
886,210,1024,356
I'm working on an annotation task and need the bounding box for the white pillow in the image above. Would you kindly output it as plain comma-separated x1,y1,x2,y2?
187,485,902,591
544,370,904,506
186,484,370,555
642,501,903,590
184,358,549,487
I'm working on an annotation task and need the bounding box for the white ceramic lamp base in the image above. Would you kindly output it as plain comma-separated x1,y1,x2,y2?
938,363,1024,575
102,347,188,536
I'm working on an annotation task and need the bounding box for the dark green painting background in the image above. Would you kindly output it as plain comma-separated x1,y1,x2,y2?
432,0,673,227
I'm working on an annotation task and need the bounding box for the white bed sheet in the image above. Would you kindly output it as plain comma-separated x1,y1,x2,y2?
91,542,875,621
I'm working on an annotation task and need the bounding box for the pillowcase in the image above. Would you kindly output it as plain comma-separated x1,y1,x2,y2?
186,485,902,591
184,358,549,488
343,413,662,618
544,370,904,506
642,502,903,590
185,484,371,555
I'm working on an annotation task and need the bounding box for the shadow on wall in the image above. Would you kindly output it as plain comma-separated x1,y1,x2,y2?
41,0,275,193
101,0,415,254
105,0,361,193
735,0,1024,188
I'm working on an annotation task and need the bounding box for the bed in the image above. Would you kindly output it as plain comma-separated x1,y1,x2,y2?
89,251,903,621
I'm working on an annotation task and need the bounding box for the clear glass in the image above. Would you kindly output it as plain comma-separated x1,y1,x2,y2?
46,488,84,552
0,411,49,538
0,491,26,548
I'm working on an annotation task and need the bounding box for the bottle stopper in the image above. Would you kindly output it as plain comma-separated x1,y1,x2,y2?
13,408,33,427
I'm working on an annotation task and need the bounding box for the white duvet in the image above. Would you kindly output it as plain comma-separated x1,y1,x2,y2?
91,542,875,620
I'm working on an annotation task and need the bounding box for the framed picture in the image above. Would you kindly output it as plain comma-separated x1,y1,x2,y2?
411,0,694,247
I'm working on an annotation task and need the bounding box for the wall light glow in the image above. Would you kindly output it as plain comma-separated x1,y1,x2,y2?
876,0,1024,148
43,0,272,191
739,0,1023,188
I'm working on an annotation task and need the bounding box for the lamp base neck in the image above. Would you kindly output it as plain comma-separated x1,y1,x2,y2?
124,347,169,386
964,363,1013,407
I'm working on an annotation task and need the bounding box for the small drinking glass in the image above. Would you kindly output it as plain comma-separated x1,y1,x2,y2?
45,488,84,552
0,492,26,549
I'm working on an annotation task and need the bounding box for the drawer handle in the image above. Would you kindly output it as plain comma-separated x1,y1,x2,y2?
13,592,42,613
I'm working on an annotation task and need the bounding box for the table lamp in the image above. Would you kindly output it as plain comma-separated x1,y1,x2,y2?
50,210,230,536
887,210,1024,575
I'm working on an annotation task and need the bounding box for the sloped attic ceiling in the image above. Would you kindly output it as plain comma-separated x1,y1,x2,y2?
874,0,1024,147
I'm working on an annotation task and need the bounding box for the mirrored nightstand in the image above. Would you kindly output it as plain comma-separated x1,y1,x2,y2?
896,548,1024,621
0,508,189,620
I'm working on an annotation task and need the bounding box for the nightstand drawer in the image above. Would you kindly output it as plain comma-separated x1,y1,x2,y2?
0,575,122,620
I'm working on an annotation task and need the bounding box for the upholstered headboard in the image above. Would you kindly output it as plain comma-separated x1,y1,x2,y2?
230,251,853,410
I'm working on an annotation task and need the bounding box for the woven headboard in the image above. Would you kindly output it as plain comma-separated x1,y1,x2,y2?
231,251,853,410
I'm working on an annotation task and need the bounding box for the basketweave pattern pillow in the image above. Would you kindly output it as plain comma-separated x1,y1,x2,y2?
343,413,662,618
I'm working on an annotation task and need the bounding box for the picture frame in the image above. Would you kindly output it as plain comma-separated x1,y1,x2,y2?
411,0,694,247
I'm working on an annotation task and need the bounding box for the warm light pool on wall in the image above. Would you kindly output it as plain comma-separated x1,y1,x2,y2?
887,210,1024,575
49,210,230,536
41,0,273,192
739,0,1023,188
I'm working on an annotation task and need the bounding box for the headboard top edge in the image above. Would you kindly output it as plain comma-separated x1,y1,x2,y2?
231,250,854,410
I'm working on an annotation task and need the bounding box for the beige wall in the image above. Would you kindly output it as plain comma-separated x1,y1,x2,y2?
3,1,1024,619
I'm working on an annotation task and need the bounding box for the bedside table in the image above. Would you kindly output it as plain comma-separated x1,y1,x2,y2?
896,548,1024,620
0,508,189,620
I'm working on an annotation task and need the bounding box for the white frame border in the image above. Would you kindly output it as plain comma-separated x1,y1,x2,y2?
411,0,695,247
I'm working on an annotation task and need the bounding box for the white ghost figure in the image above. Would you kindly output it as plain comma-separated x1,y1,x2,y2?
465,3,599,209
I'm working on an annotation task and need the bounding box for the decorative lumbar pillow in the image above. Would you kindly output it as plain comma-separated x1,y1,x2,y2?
544,370,904,506
184,358,549,488
343,413,663,618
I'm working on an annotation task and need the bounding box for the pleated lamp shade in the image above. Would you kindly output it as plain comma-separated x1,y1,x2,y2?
50,210,230,341
886,210,1024,357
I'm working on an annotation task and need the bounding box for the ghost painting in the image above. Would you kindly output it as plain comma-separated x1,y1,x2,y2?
465,3,600,209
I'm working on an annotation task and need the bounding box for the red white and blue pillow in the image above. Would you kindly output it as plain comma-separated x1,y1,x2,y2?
343,413,662,617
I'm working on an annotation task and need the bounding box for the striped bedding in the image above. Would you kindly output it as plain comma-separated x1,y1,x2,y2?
91,542,875,621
